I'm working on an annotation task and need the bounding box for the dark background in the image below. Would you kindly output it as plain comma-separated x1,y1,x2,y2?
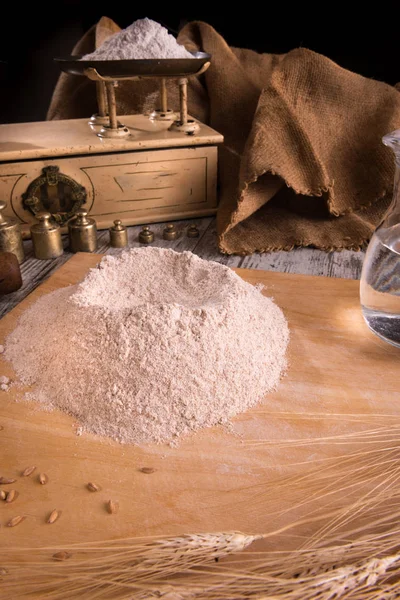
0,2,399,124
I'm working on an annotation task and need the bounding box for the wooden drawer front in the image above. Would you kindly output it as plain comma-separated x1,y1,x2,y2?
0,146,218,236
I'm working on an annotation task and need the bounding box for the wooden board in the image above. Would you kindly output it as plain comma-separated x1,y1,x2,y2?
0,253,399,552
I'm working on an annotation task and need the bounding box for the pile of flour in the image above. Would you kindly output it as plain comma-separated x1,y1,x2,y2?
4,248,289,446
81,18,193,61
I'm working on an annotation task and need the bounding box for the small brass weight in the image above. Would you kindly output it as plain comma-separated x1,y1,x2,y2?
163,224,178,241
187,224,199,238
0,200,25,264
68,211,98,253
30,212,64,260
109,220,128,248
139,226,154,244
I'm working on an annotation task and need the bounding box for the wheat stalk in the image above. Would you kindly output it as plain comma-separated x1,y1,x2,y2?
1,532,262,599
3,519,400,599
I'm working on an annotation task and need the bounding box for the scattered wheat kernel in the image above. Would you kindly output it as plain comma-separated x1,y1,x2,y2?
7,515,25,527
0,477,16,485
38,473,48,485
5,490,17,503
0,490,6,500
106,500,118,514
52,551,71,561
139,467,156,474
22,466,36,477
0,568,8,576
87,482,100,492
47,510,60,524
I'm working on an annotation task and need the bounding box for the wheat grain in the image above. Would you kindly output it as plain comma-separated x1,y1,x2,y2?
0,490,6,500
87,482,100,492
7,515,25,527
38,473,48,485
106,500,118,514
0,477,16,484
5,489,17,503
22,466,36,477
38,473,49,485
47,510,60,524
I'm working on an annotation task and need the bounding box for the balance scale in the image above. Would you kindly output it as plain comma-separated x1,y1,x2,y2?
0,53,223,237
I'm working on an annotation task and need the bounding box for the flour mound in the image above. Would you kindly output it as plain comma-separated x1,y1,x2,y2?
81,18,193,61
4,248,289,446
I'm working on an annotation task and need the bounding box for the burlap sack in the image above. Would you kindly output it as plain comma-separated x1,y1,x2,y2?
47,18,400,254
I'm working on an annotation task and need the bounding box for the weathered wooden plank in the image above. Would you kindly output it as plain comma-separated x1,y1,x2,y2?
191,219,366,278
241,248,365,279
190,219,244,268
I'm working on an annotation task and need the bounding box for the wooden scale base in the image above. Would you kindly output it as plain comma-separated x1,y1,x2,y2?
0,54,223,238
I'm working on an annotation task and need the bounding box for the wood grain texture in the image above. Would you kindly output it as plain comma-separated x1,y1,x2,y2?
0,217,366,319
0,252,398,552
0,114,223,162
2,147,219,236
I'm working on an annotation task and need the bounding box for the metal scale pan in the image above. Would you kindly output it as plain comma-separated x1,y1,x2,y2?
54,52,211,78
54,53,211,137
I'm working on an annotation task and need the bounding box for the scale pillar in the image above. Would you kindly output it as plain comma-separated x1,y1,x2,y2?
149,78,176,121
169,77,200,134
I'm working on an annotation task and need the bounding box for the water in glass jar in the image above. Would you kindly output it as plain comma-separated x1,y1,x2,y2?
360,223,400,348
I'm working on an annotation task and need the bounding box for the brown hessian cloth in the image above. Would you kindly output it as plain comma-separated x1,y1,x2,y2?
47,18,400,255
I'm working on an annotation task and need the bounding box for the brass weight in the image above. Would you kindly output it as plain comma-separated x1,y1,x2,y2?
30,212,64,260
68,211,98,253
138,226,154,244
109,220,128,248
0,201,25,264
187,224,199,238
163,224,178,241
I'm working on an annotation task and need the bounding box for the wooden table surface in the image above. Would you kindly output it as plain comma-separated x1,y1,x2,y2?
0,216,365,319
0,226,394,600
1,253,398,552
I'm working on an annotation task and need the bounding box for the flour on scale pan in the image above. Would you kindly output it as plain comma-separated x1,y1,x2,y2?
81,18,194,61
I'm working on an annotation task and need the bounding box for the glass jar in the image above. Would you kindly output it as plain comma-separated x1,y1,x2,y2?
360,129,400,348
